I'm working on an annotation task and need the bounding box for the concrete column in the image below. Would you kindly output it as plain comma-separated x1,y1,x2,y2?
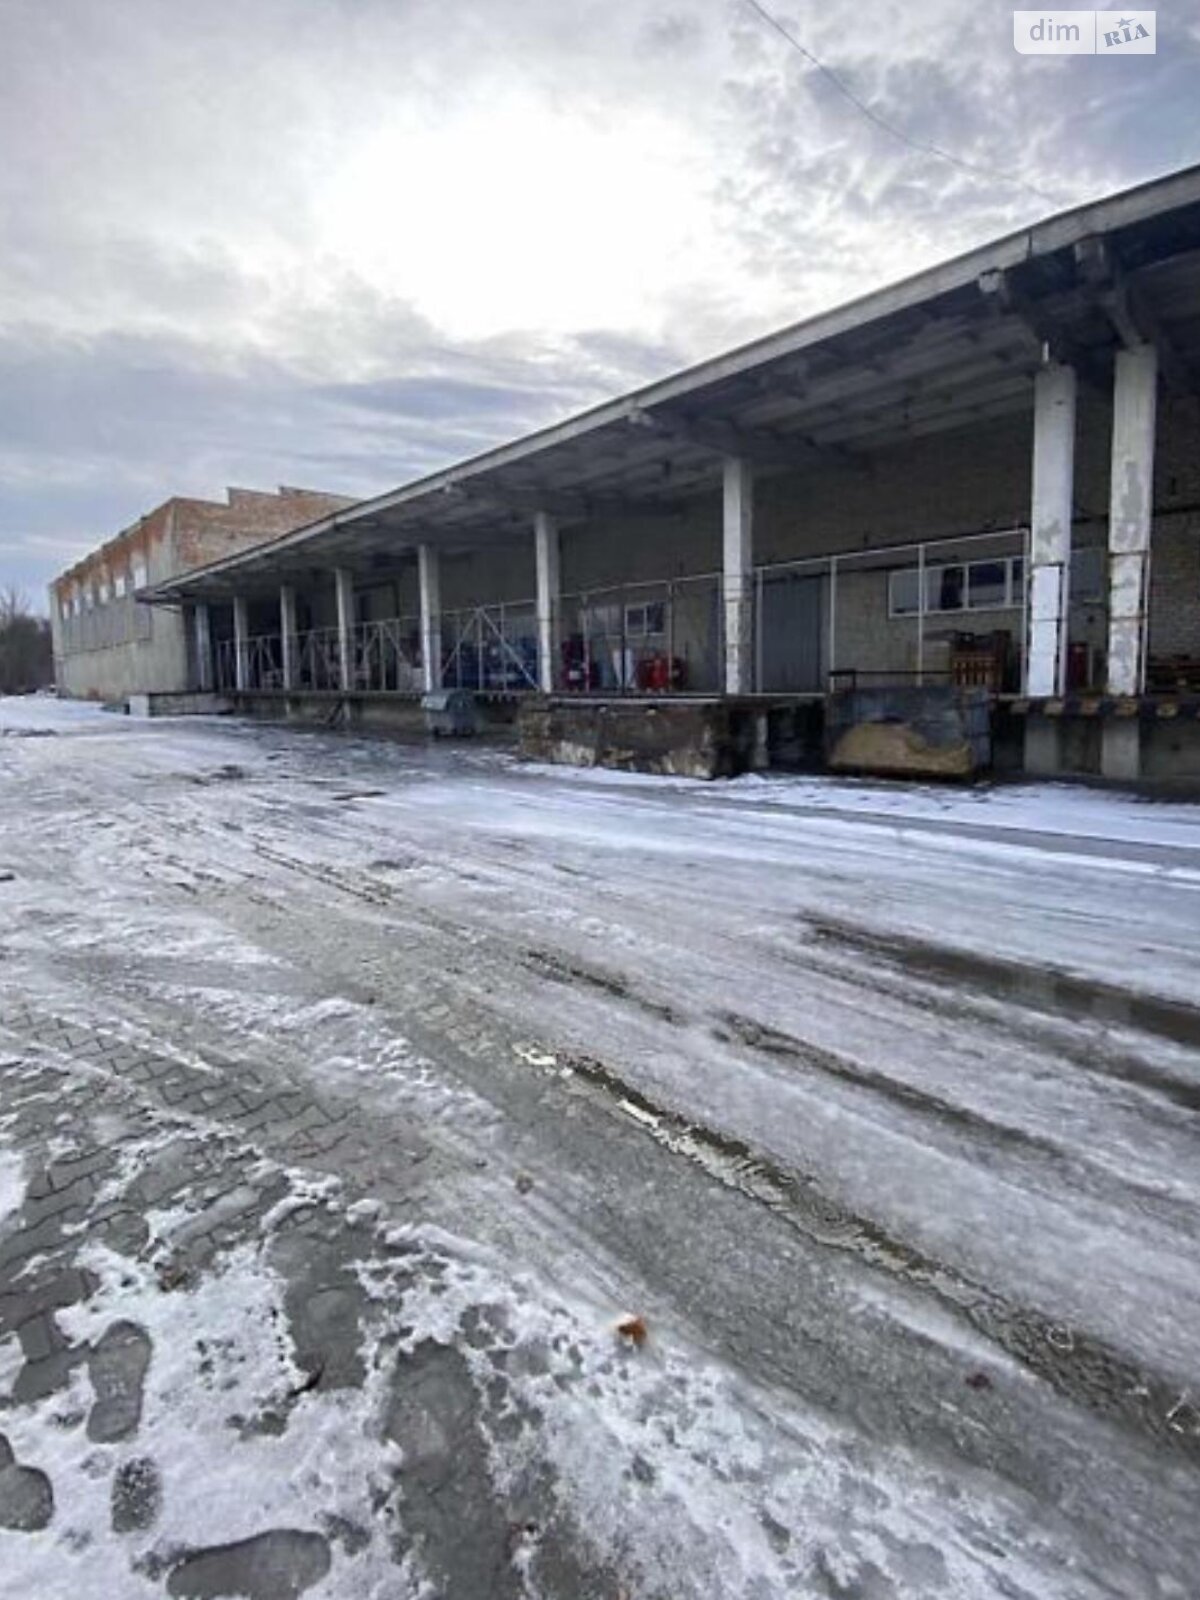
280,584,298,691
232,596,249,692
194,602,212,692
1106,343,1158,698
1023,716,1063,777
722,457,754,696
1101,716,1142,782
334,567,355,692
1026,363,1076,697
418,545,442,694
534,510,560,694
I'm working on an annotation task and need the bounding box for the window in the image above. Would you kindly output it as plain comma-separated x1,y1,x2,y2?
889,554,1024,616
131,560,148,591
114,572,128,598
624,601,665,638
585,602,622,637
966,560,1007,610
889,568,922,615
930,564,965,611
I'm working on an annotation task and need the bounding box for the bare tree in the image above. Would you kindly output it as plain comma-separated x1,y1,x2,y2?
0,586,54,694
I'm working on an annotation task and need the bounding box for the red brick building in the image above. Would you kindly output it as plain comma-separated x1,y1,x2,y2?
50,487,354,702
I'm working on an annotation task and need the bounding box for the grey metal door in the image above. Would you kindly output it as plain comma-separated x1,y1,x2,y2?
760,573,823,691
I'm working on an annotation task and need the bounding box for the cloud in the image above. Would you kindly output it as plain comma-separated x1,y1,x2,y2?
1,0,1196,603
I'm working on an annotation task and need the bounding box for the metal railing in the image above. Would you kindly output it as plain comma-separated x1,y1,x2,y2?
556,573,723,694
214,619,423,694
296,626,342,691
346,617,422,692
204,529,1036,702
441,602,538,692
755,527,1031,695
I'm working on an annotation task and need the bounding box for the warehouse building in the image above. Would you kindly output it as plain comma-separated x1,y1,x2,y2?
144,165,1200,780
49,487,353,704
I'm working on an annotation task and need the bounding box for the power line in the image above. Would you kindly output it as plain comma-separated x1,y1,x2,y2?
739,0,1068,207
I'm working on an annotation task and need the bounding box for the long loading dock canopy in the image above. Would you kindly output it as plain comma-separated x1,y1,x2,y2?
144,164,1200,606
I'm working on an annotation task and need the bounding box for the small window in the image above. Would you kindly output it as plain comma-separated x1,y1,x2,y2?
586,602,621,637
131,560,148,590
967,561,1007,610
889,568,922,615
625,601,665,638
930,564,965,611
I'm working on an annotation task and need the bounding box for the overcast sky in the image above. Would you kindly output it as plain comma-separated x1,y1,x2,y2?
2,0,1197,602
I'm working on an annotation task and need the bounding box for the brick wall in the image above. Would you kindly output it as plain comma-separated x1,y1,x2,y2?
1149,511,1200,658
172,488,353,573
50,487,353,700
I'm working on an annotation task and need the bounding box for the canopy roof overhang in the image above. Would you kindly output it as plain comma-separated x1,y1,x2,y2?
146,163,1200,605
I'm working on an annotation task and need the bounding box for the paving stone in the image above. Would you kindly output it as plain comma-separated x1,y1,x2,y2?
24,1172,101,1224
24,1169,56,1203
17,1310,74,1363
0,1214,80,1271
17,1267,100,1319
12,1346,86,1405
236,1106,280,1135
90,1209,152,1255
47,1149,113,1190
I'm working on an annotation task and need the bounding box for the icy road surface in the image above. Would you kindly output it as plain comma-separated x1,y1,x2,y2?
1,698,1199,1600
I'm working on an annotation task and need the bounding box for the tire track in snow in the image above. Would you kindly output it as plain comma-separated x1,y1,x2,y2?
507,1039,1200,1461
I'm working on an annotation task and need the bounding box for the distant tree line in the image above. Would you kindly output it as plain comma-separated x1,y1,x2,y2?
0,588,54,694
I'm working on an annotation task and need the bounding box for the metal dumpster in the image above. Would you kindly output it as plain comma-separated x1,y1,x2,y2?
421,689,479,737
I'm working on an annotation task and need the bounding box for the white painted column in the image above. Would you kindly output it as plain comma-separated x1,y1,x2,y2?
280,583,298,691
1106,344,1158,697
194,602,212,692
1026,363,1077,697
232,596,249,692
534,510,560,694
418,545,442,693
334,568,355,692
722,457,755,696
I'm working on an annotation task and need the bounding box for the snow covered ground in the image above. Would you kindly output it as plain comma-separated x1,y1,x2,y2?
1,697,1198,1599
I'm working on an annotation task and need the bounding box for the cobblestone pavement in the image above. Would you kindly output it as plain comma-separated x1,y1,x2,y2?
2,701,1199,1599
